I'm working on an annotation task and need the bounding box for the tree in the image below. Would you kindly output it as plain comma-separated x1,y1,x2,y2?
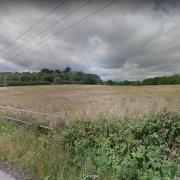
106,80,115,85
64,67,72,73
41,68,54,74
53,76,62,84
55,69,61,73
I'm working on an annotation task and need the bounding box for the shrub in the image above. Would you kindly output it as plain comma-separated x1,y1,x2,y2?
61,111,180,179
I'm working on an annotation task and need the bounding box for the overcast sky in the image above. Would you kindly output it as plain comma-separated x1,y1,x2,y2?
0,0,180,81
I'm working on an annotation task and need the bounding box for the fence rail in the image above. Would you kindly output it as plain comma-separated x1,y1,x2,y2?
0,105,64,130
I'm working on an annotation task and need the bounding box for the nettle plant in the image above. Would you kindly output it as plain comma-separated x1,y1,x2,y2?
61,111,180,179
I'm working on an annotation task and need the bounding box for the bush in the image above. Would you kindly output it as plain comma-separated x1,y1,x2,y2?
61,111,180,179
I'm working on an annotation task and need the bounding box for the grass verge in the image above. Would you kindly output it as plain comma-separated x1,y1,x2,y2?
0,122,79,180
0,111,180,179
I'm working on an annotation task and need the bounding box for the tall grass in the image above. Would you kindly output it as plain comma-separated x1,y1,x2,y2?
0,85,180,122
0,121,79,180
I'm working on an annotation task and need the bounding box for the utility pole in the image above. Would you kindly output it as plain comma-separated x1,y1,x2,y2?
4,75,7,87
97,76,101,85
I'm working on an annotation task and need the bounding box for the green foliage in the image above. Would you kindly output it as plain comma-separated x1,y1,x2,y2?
1,69,179,87
106,74,180,86
0,112,179,179
0,68,101,87
143,74,180,85
61,112,180,179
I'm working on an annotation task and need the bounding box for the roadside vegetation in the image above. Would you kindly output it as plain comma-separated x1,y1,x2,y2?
0,111,179,179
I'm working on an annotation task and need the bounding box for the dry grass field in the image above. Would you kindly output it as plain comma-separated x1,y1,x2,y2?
0,85,180,122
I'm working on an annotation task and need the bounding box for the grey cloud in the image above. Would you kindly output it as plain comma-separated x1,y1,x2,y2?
0,0,180,80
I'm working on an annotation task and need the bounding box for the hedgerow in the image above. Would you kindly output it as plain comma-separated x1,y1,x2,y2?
61,111,180,179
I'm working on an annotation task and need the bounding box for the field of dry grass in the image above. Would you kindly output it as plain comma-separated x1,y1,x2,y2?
0,85,180,122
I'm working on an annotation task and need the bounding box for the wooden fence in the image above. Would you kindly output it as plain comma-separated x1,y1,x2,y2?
0,105,65,130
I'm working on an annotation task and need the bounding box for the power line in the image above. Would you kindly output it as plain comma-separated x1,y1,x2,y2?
0,0,66,53
3,0,92,57
6,0,119,60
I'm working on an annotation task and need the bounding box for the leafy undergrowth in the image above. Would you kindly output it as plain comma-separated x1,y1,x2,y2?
0,111,180,179
62,111,180,179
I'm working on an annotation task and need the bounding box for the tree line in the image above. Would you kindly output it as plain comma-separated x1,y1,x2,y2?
0,67,101,86
105,74,180,86
0,67,179,87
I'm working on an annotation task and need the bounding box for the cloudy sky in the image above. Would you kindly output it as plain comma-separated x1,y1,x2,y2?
0,0,180,81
